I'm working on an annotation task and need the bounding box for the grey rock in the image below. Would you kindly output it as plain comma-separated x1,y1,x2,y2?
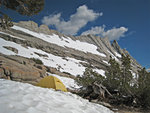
0,54,47,84
3,46,18,54
0,21,143,82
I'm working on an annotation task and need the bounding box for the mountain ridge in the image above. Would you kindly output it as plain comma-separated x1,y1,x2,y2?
0,20,142,83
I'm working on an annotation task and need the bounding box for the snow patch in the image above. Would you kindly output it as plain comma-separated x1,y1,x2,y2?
102,60,109,65
48,73,80,89
114,51,121,58
0,79,113,113
130,70,138,79
0,38,86,76
107,50,119,62
0,31,25,40
12,25,106,57
94,69,105,77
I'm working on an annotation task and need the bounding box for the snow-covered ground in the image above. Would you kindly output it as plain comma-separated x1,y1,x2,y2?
0,38,86,76
12,25,106,57
0,36,106,76
0,25,123,77
0,79,113,113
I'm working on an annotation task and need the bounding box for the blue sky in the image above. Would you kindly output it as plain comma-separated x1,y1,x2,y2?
2,0,150,68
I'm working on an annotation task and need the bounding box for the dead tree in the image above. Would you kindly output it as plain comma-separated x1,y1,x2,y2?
93,82,112,99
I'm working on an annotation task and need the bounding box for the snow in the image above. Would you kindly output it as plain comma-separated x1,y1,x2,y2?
0,38,86,76
0,37,107,77
47,73,80,89
114,52,121,58
12,25,106,57
107,50,119,62
0,31,25,40
94,69,106,77
130,70,138,79
0,79,113,113
102,60,109,65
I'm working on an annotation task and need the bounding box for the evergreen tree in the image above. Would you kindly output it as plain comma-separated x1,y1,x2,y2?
138,68,148,91
76,68,104,87
136,68,150,108
104,56,122,92
0,0,44,29
0,14,13,29
121,54,133,95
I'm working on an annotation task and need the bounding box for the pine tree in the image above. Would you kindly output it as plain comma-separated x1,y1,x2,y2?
0,14,13,29
138,68,148,91
136,68,150,108
121,54,133,95
76,68,104,87
104,56,122,92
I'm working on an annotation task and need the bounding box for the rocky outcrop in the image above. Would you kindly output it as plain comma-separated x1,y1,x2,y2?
0,53,75,83
0,21,142,83
3,46,18,54
0,54,46,84
14,21,39,32
13,21,59,35
112,40,123,54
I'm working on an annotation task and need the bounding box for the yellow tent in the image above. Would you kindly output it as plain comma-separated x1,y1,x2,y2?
36,76,67,92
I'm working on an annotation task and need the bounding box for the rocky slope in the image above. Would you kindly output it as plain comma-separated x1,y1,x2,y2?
0,21,142,83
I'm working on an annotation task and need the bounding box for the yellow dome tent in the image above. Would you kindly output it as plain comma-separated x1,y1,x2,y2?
36,76,67,92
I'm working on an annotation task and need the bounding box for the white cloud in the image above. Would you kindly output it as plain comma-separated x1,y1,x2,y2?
42,5,102,35
147,68,150,72
81,25,105,36
81,26,128,41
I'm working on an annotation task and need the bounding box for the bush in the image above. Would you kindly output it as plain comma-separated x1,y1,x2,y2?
135,68,150,109
75,68,104,87
30,58,43,64
75,59,150,109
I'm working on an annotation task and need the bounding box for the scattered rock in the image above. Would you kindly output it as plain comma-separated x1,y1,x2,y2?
3,46,18,54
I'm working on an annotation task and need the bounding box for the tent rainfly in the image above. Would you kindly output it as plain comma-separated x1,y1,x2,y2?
36,76,67,92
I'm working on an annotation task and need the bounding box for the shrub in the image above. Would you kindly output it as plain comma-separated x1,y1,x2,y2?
30,58,43,64
136,68,150,109
75,68,104,87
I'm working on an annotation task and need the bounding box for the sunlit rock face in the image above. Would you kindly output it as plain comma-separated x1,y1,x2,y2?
0,21,142,83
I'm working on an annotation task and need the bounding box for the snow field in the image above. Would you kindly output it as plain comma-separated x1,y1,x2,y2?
0,38,85,76
12,25,106,57
0,79,113,113
0,37,106,77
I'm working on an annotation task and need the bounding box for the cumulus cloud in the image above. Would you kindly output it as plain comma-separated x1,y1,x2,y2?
42,5,102,35
81,25,105,36
81,25,128,41
147,68,150,72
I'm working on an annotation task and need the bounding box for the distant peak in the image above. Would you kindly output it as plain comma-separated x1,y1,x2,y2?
111,40,122,54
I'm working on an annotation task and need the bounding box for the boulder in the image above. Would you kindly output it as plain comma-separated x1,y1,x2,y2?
0,54,46,84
